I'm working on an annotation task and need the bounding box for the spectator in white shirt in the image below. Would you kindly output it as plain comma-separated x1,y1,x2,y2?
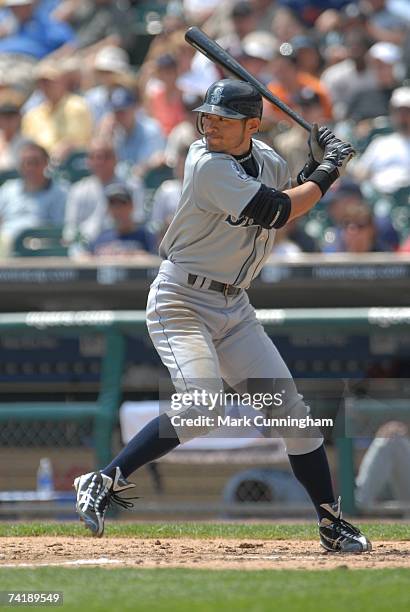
353,87,410,194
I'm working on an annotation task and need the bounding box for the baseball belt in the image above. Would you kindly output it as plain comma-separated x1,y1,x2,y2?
187,273,241,297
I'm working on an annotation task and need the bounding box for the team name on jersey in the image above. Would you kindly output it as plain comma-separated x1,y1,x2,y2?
225,214,256,228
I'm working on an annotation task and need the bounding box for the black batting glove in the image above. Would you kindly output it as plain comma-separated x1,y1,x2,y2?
306,140,356,196
297,124,341,185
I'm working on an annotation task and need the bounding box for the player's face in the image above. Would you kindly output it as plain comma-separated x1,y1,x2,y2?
202,113,259,155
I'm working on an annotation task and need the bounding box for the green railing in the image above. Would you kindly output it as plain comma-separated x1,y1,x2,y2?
1,307,409,513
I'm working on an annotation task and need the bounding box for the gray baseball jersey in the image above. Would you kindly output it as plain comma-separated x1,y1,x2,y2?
159,137,291,288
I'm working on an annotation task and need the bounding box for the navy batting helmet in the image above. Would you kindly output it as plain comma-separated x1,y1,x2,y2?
194,79,263,120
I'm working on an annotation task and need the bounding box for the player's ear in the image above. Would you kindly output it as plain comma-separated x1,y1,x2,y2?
247,117,261,134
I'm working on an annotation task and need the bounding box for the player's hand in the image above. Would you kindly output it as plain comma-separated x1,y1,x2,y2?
307,139,355,195
309,124,340,163
321,139,355,177
297,124,341,185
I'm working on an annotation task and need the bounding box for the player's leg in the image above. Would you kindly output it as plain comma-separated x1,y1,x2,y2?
216,298,371,552
74,275,225,535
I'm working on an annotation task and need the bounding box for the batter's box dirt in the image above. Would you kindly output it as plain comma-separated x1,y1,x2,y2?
1,537,409,570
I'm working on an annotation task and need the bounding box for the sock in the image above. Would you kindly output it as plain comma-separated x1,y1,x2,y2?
288,444,336,522
102,413,180,479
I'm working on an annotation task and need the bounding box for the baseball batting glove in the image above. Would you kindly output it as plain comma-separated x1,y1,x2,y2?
306,139,355,196
297,124,341,185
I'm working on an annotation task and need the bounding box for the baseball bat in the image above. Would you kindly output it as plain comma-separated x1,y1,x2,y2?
185,26,312,133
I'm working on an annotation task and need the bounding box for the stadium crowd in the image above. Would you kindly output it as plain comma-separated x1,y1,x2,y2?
0,0,409,258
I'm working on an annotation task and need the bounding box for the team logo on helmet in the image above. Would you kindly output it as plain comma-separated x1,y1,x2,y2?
209,86,224,105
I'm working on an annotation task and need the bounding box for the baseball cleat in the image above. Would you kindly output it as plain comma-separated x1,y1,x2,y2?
319,497,372,553
73,466,136,537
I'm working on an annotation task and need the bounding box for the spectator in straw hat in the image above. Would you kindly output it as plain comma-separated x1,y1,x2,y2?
21,60,93,163
85,45,133,124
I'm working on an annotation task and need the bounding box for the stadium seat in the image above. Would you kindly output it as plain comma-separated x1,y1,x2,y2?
0,168,19,185
13,227,68,257
52,150,90,183
143,164,173,190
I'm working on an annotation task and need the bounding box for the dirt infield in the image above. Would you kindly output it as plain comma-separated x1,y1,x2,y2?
1,537,409,570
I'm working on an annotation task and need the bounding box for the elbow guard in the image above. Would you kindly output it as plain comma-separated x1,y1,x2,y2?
241,184,291,230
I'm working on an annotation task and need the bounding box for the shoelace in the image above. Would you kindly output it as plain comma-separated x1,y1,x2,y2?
108,492,139,510
335,518,361,538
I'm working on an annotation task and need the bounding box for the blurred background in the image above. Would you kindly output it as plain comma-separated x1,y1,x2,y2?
0,0,409,522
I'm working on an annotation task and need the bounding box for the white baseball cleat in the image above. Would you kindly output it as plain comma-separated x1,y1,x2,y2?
73,467,136,537
319,497,372,553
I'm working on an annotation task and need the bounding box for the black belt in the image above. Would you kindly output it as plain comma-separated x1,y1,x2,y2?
187,273,241,297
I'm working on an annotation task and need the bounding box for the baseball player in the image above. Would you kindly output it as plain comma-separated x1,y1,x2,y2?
74,79,371,553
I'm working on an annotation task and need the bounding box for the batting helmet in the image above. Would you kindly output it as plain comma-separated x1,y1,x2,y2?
194,79,263,120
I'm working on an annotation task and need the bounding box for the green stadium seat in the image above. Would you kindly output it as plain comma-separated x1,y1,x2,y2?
0,168,19,185
143,164,173,189
13,227,68,257
52,150,90,183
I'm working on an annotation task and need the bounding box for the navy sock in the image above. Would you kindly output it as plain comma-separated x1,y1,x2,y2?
103,413,180,479
288,444,335,521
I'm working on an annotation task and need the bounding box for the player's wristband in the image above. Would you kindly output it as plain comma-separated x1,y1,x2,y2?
306,162,339,196
296,157,319,185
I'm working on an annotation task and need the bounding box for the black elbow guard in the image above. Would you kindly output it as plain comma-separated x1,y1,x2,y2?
241,184,291,230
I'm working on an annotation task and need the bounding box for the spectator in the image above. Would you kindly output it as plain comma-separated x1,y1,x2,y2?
322,178,399,252
163,94,199,169
85,45,133,124
353,87,410,194
0,89,26,171
144,54,187,136
150,144,191,247
264,42,333,128
320,30,376,121
356,421,410,507
87,183,153,256
237,31,278,84
0,140,67,256
323,200,392,253
345,42,404,123
273,87,327,178
98,86,165,180
362,0,408,45
219,1,259,55
63,137,144,252
271,6,305,43
21,60,93,163
52,0,133,51
177,1,259,100
183,0,220,25
288,34,323,78
0,0,75,60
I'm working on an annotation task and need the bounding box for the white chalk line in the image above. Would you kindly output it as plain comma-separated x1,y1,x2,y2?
1,557,122,568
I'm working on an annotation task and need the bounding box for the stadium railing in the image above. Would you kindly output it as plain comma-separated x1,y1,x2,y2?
0,307,409,515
